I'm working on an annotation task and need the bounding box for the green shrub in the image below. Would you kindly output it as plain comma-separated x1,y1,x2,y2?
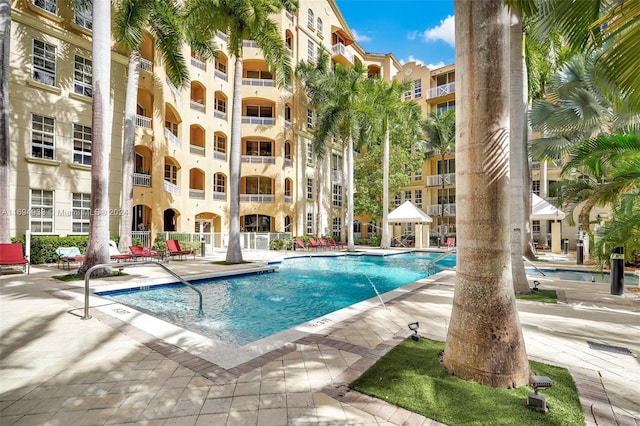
270,238,292,250
368,235,381,247
11,235,89,264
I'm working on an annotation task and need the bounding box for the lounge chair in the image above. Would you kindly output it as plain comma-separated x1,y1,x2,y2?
55,246,85,270
328,236,345,249
0,243,30,274
294,237,307,251
446,237,456,248
129,246,159,261
109,241,134,262
317,237,332,250
307,237,320,250
166,239,195,260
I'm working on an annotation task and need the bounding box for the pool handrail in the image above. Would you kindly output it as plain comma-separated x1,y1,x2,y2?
426,249,455,275
523,256,546,276
82,261,203,320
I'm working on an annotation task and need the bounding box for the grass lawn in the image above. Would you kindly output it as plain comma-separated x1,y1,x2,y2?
350,338,584,426
52,271,128,281
516,289,558,303
210,260,253,265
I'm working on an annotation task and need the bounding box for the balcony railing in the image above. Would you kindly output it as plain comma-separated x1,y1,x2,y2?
216,30,227,42
427,82,455,99
284,120,292,129
190,57,206,70
285,195,292,204
164,128,180,146
190,145,205,155
190,100,205,112
215,69,228,81
241,155,275,164
242,40,259,48
426,173,455,187
136,115,151,128
426,203,457,216
138,58,153,72
133,172,151,187
189,188,205,199
164,180,179,195
242,78,275,87
165,75,180,99
213,191,226,201
331,42,354,64
285,10,294,22
213,150,226,161
284,158,292,167
214,109,227,120
242,116,275,125
240,194,275,203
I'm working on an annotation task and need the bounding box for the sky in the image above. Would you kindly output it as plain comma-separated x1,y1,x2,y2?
334,0,455,70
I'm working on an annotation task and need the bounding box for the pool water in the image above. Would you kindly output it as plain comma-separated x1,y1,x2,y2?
526,268,638,286
98,252,454,347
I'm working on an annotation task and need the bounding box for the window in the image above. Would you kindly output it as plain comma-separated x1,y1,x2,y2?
307,40,315,62
332,217,341,238
284,105,291,122
404,88,411,100
73,124,92,165
316,17,323,34
394,192,401,207
34,0,56,14
306,178,313,199
31,114,55,159
306,212,313,235
213,173,226,193
245,140,273,156
33,39,56,86
306,141,313,164
414,79,422,98
415,190,422,208
73,55,92,97
165,121,178,136
284,179,292,197
332,184,342,206
438,188,456,205
437,159,455,174
30,189,54,232
436,100,455,113
215,97,226,113
284,141,291,160
214,134,226,154
164,162,177,184
414,167,422,181
215,61,226,74
405,191,412,202
331,153,342,173
72,193,90,233
532,220,540,233
532,180,540,195
245,176,272,195
74,6,92,30
245,105,273,117
307,8,314,28
307,109,313,129
245,69,273,80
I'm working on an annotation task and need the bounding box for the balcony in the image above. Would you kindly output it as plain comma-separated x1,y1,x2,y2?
164,128,180,147
426,82,455,100
190,100,205,112
216,30,228,42
240,194,275,203
138,58,153,72
284,120,292,129
242,78,275,87
331,43,354,65
284,158,292,167
133,172,151,187
165,75,180,99
242,116,275,125
215,69,227,81
426,203,457,216
189,189,205,199
190,145,205,156
213,191,226,201
214,109,227,120
242,40,259,48
191,57,206,70
241,155,275,164
285,10,294,22
285,195,292,204
213,150,226,161
164,180,179,195
136,115,151,128
426,173,455,187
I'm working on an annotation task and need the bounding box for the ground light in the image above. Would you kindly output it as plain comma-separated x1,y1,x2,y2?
408,322,420,341
528,375,553,412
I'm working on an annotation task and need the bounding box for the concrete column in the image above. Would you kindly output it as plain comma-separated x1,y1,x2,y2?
415,223,423,248
551,222,561,253
424,224,430,248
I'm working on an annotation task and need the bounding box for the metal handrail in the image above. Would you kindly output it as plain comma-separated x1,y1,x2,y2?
82,261,203,320
523,257,546,276
426,249,455,275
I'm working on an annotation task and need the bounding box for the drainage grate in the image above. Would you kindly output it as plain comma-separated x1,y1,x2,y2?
587,341,634,356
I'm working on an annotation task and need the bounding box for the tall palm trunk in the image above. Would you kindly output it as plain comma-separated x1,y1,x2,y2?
226,55,243,263
315,157,324,235
381,123,390,248
80,0,112,275
118,50,140,252
509,12,530,294
0,0,10,243
444,0,530,388
346,135,355,250
440,152,446,247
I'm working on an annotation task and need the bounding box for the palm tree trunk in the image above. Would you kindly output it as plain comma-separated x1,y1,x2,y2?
440,153,446,247
381,123,390,248
509,12,530,294
118,50,140,252
444,0,530,388
0,0,10,243
226,55,243,263
80,0,112,275
315,157,324,235
346,135,355,250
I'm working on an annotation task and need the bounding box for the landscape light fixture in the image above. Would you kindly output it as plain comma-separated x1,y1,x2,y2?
533,280,540,291
527,375,552,412
408,322,420,342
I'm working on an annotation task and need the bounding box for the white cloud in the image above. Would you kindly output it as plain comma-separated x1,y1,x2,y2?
407,30,418,41
399,57,446,71
423,15,455,48
351,29,372,43
426,61,446,70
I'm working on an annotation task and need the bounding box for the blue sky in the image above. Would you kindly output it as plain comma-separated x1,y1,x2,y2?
334,0,455,70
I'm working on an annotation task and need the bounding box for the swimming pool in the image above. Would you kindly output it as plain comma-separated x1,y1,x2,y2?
97,252,454,347
525,268,638,286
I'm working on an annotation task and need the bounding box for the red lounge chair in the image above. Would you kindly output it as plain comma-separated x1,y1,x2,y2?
0,243,30,274
307,237,320,250
446,237,456,248
317,237,332,250
294,237,307,250
129,246,159,261
166,239,195,260
328,236,345,249
109,241,134,262
55,247,85,270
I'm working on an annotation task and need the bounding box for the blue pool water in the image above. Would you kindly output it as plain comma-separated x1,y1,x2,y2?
525,268,638,286
98,252,454,347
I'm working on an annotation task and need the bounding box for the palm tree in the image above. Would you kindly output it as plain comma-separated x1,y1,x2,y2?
79,0,112,275
184,0,296,263
0,0,10,243
312,62,371,250
443,0,530,388
422,109,455,248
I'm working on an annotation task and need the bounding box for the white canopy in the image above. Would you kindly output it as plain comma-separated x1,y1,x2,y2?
532,194,566,220
388,201,433,223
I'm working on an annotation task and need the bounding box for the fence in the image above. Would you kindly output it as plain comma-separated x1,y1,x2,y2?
158,232,292,252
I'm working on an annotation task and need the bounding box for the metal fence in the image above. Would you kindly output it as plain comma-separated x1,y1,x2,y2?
158,232,292,252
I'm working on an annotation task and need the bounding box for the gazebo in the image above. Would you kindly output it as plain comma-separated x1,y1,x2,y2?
387,201,433,248
532,194,566,253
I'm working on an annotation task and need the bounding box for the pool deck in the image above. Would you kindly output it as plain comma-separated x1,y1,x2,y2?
1,248,639,425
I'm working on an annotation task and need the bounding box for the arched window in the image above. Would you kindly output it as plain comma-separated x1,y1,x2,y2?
316,17,323,34
307,9,314,27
